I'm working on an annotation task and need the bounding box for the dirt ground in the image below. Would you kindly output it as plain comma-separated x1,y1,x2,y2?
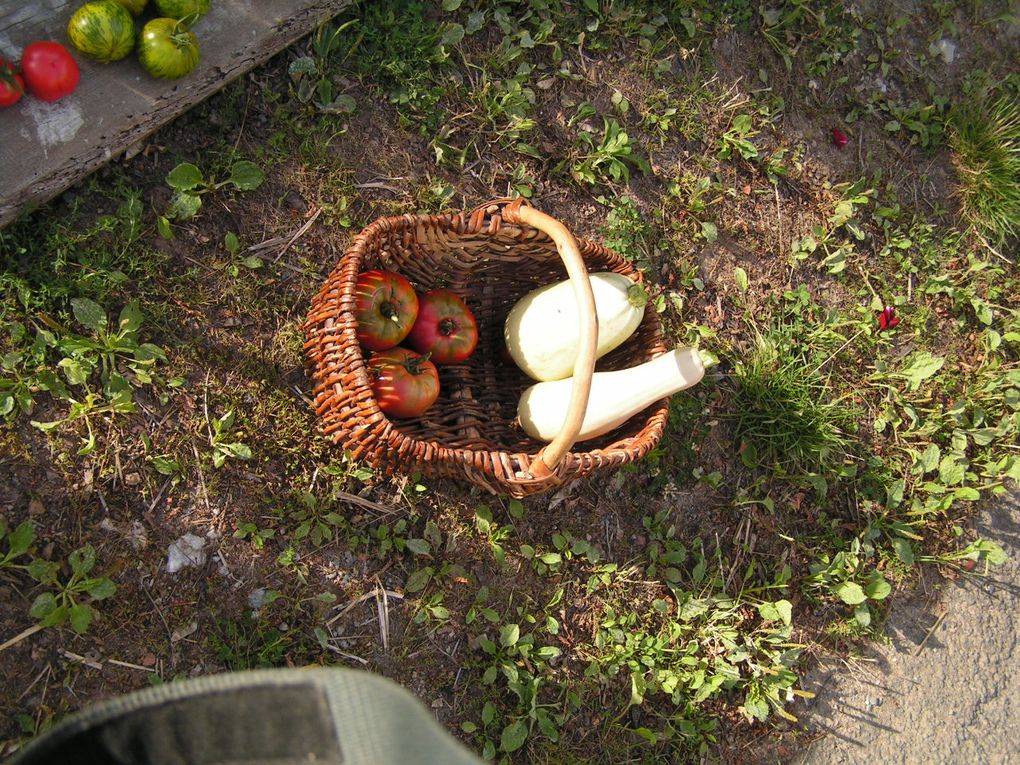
1,3,1018,764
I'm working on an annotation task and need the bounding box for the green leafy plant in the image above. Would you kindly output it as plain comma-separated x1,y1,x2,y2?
519,531,601,577
790,181,873,275
919,536,1007,574
222,232,264,276
60,299,165,393
641,89,700,140
330,0,452,135
211,611,299,670
474,506,513,568
803,545,892,628
600,195,656,273
466,597,565,759
584,519,809,747
209,409,252,468
718,113,759,161
160,159,266,231
26,299,166,451
758,2,861,76
233,522,276,551
288,18,360,114
27,544,117,634
290,490,345,548
0,327,68,420
0,521,34,571
414,177,456,213
472,72,538,155
410,591,451,635
571,118,650,185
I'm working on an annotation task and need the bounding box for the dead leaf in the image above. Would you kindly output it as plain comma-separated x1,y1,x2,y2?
171,621,199,643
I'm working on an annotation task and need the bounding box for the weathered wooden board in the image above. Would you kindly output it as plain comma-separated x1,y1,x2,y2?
0,0,352,227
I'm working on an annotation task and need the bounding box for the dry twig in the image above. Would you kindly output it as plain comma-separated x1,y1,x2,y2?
0,624,43,654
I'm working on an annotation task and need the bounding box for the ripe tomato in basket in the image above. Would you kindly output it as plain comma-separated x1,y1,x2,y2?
367,347,440,419
406,289,478,364
353,270,419,351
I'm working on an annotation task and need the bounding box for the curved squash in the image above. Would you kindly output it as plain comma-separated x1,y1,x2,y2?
517,347,706,442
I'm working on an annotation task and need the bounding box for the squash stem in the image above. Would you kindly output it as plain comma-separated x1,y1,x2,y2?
627,282,649,309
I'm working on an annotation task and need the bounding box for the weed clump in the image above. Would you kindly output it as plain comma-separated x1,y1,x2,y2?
949,91,1020,246
731,330,855,476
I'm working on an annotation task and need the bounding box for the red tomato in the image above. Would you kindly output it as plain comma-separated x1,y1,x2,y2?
0,59,24,108
406,289,478,364
353,270,419,351
368,347,440,419
21,41,80,102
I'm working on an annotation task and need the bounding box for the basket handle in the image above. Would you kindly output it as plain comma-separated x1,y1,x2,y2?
499,199,598,477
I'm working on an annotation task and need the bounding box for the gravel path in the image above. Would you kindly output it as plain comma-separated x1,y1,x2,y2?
794,494,1020,764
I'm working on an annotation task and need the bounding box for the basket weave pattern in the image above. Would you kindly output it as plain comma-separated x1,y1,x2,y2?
303,200,670,497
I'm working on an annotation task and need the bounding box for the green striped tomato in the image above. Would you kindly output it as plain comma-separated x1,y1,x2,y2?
137,18,200,79
153,0,210,25
111,0,149,15
67,1,136,64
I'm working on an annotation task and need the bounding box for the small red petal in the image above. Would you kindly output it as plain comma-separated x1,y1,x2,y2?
832,127,849,149
877,306,900,332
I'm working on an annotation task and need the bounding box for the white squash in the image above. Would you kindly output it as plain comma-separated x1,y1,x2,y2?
504,272,647,381
517,347,706,442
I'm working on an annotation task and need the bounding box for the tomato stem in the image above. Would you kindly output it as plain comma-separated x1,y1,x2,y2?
0,67,23,96
402,352,432,375
438,318,457,336
171,15,198,47
176,14,199,33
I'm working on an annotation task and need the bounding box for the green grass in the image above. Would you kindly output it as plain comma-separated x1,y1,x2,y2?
949,91,1020,245
731,326,856,477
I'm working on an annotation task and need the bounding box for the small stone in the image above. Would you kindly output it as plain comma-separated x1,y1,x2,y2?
141,652,157,667
166,533,207,573
124,472,141,486
248,588,269,610
937,38,957,64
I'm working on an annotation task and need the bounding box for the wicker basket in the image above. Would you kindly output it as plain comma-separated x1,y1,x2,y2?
303,198,671,498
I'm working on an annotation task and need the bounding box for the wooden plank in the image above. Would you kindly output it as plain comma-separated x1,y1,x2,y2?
0,0,352,227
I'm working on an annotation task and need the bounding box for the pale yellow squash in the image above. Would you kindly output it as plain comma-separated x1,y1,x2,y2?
517,347,707,442
504,272,647,381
